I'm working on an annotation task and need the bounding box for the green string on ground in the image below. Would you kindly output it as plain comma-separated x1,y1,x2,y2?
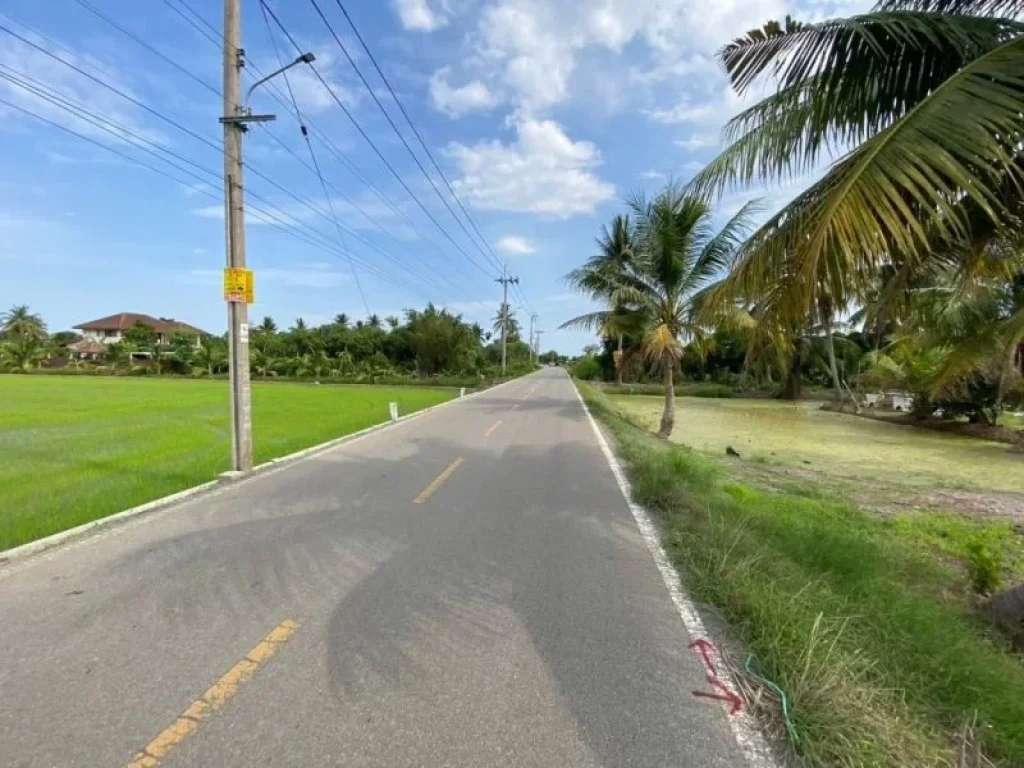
745,655,799,745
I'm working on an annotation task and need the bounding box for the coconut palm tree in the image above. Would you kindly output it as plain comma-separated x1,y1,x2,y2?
563,184,760,437
193,336,226,376
566,215,640,385
0,336,43,371
492,303,520,342
688,1,1024,333
1,305,46,340
333,313,349,329
259,317,277,334
368,314,382,329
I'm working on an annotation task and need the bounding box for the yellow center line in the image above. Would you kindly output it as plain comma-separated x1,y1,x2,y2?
413,457,465,504
124,619,298,768
483,420,503,438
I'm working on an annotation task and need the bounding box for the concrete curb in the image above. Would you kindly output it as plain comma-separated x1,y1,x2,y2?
1,374,532,566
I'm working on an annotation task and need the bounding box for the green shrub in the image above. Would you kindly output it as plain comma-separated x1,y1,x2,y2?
686,383,735,398
967,537,1004,595
572,355,602,380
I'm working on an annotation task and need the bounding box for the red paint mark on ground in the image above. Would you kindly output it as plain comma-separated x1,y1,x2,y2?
689,638,743,715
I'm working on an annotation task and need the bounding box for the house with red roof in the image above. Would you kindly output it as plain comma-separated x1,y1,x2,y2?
73,313,209,349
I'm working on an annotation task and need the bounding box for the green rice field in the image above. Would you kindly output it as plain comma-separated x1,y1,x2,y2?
0,376,456,550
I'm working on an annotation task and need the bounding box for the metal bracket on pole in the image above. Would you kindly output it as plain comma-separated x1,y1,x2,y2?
219,112,276,131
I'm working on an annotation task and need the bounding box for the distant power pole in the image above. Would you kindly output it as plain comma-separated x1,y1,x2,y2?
221,0,252,473
535,330,544,362
495,266,519,374
529,312,538,364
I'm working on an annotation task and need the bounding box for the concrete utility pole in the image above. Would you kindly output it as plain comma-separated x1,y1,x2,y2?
495,266,519,374
529,312,538,365
220,0,313,473
534,330,544,362
222,0,252,473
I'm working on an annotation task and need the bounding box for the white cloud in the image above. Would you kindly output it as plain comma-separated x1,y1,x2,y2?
495,235,536,255
0,30,163,145
429,69,498,117
644,98,721,125
478,3,576,111
457,0,800,113
642,170,667,180
392,0,448,31
286,65,358,114
675,133,720,151
447,118,615,218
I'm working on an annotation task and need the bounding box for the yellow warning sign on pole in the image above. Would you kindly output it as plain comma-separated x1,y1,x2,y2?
223,268,254,303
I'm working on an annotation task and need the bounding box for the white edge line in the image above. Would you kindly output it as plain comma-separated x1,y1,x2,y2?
1,374,534,566
568,375,778,768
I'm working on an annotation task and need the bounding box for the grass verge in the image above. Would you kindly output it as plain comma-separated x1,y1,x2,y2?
598,381,737,398
578,381,1024,767
0,376,456,551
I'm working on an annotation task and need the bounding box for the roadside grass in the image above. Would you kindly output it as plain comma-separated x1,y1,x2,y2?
1000,411,1024,430
599,381,736,398
0,376,455,551
579,382,1024,767
611,395,1024,493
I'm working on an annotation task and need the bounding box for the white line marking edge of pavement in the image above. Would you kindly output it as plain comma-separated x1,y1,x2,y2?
1,373,535,567
569,374,779,768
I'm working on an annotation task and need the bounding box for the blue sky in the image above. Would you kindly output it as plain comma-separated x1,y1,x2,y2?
0,0,870,353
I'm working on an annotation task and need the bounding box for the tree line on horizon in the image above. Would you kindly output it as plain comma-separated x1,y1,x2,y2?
0,304,556,382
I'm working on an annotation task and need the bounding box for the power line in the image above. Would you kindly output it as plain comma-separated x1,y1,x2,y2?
330,0,507,274
72,0,220,97
0,77,434,299
0,17,460,300
260,0,498,282
257,0,370,317
70,0,469,301
168,0,487,297
308,0,503,275
162,0,222,49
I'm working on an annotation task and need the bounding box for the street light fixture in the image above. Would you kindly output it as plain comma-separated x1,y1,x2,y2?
244,52,315,109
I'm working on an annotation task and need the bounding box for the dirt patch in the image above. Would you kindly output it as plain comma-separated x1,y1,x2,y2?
731,459,1024,526
919,489,1024,527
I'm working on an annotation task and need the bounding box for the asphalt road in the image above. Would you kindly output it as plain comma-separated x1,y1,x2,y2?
0,368,751,767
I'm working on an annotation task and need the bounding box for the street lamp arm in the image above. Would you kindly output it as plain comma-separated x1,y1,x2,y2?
244,52,315,107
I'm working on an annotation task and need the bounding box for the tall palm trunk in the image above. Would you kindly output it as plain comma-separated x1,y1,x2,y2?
824,317,842,401
658,363,676,438
780,354,803,400
616,333,624,386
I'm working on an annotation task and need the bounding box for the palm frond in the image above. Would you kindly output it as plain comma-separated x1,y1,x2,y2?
721,11,1017,96
691,12,1020,201
731,34,1024,326
688,199,765,290
642,323,684,364
559,311,614,333
932,307,1024,392
875,0,1024,15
